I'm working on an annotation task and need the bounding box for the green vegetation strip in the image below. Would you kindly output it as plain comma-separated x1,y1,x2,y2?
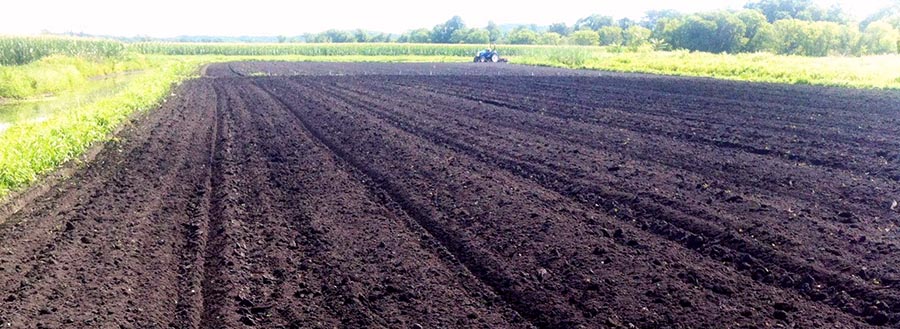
0,36,125,66
0,57,198,197
0,54,153,99
514,50,900,89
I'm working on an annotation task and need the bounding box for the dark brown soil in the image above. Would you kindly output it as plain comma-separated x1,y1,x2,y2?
1,62,899,328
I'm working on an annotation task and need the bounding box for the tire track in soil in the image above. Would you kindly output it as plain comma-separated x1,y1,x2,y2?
409,77,900,236
437,75,900,138
414,77,900,179
390,78,900,274
304,77,897,324
417,76,900,183
367,77,898,221
348,76,899,262
260,77,688,325
198,77,529,328
194,81,235,328
256,77,869,328
199,79,352,328
172,80,220,327
255,79,566,327
252,79,535,328
194,80,320,327
326,77,899,277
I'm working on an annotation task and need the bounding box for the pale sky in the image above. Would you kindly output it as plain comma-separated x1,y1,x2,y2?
0,0,895,37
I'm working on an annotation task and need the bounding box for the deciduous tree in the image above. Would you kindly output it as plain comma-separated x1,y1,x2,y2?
623,26,652,48
538,32,563,45
569,30,600,46
432,16,466,43
575,14,614,31
597,26,623,46
548,23,570,36
507,27,539,44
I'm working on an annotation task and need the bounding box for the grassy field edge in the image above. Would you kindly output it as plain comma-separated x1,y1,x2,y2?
0,57,201,197
514,51,900,90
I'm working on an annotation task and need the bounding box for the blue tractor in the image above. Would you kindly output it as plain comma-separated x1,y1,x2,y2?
473,47,507,63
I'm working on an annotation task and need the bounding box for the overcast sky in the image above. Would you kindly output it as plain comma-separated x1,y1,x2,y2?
1,0,895,37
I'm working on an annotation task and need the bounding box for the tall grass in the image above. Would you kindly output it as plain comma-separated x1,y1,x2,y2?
516,50,900,89
0,36,125,66
0,57,198,196
0,54,151,99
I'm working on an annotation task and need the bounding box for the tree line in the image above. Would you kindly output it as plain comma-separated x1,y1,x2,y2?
293,0,900,56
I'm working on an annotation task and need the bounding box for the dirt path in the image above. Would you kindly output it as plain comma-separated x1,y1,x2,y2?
1,62,898,328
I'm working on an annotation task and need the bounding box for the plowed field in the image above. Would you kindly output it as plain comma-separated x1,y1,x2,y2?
2,62,899,328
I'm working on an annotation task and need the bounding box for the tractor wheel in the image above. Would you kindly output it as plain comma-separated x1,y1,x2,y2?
490,54,499,62
473,56,480,63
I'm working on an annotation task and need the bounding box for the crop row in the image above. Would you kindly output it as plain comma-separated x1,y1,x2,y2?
0,36,126,66
127,42,598,58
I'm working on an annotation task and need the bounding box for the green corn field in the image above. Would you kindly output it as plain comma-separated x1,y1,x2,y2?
0,37,599,67
127,42,597,59
0,36,126,66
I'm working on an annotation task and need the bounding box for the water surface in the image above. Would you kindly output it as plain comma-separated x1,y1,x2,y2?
0,72,138,135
